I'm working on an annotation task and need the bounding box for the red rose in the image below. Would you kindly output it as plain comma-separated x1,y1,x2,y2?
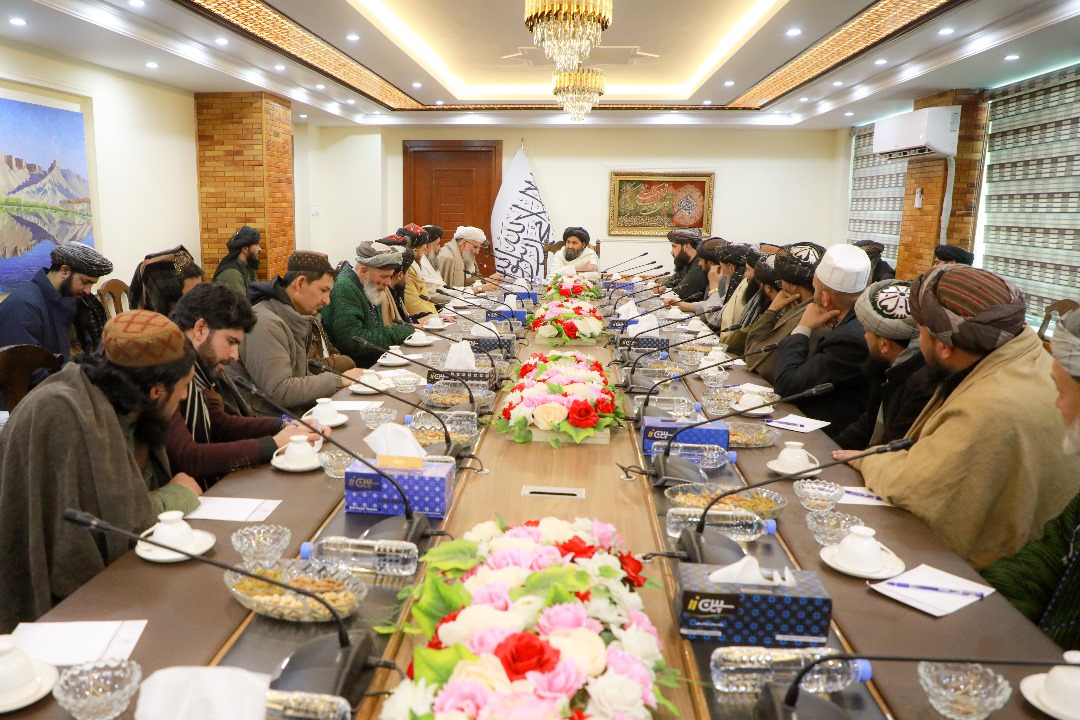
563,321,579,339
619,551,647,588
596,396,615,415
519,362,537,378
560,288,571,297
573,307,584,315
502,403,514,420
493,631,560,681
531,319,543,331
591,361,604,372
573,283,583,293
556,536,598,559
575,589,591,603
524,519,540,527
567,399,598,428
568,711,589,720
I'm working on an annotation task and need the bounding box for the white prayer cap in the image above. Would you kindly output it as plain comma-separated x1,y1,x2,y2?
454,226,487,244
816,244,871,294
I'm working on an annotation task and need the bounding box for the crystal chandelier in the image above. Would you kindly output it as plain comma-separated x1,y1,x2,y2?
553,66,605,121
525,0,613,73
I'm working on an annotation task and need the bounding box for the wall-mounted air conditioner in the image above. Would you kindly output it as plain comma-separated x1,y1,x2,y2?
872,106,961,159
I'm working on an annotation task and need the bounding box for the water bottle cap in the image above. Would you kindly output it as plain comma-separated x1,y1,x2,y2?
404,414,412,425
426,384,433,390
660,351,668,359
728,451,738,464
853,659,873,682
299,541,313,559
764,519,777,535
694,402,702,412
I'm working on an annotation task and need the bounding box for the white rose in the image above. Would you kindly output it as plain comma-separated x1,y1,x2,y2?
464,565,527,593
447,654,513,694
576,552,622,579
488,535,541,554
579,317,604,336
585,595,627,626
611,625,663,667
532,403,569,431
602,578,645,613
435,712,470,720
562,383,595,399
538,517,577,544
505,390,523,405
508,594,545,626
463,520,502,543
438,605,525,647
547,628,608,677
509,403,533,425
584,672,650,720
379,678,437,720
537,325,558,338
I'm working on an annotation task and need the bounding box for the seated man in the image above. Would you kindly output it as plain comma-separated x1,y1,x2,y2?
321,241,417,368
833,279,934,450
0,310,202,631
981,308,1080,650
212,226,261,295
437,226,500,291
744,242,825,382
838,265,1080,567
654,228,701,288
391,228,440,322
129,245,199,316
934,244,975,266
167,283,319,488
416,224,453,304
548,226,599,280
853,240,896,282
656,229,707,302
228,251,364,416
725,250,781,356
771,244,872,436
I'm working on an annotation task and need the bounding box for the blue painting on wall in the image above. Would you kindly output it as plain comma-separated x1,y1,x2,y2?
0,95,93,294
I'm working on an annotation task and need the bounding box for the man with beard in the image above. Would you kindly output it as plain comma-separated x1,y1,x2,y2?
656,228,707,302
725,250,784,355
0,310,202,631
852,240,896,282
321,241,417,368
212,226,262,295
833,279,934,450
437,226,500,291
228,251,365,416
548,226,599,280
981,309,1080,650
166,283,318,488
934,244,975,266
835,265,1080,568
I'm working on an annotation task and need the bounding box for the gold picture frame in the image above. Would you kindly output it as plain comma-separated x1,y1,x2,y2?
608,171,714,236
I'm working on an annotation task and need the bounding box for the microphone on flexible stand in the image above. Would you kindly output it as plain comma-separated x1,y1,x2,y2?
678,438,910,564
448,285,527,340
619,322,742,389
62,508,379,707
350,338,483,400
631,343,779,414
231,377,430,545
602,277,667,310
413,326,501,371
600,252,649,274
608,305,711,360
603,264,665,299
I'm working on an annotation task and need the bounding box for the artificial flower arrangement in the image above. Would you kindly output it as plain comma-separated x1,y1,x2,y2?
378,516,682,720
542,274,602,302
494,351,626,445
527,299,605,347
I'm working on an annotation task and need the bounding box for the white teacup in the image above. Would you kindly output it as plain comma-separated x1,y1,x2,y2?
303,398,338,425
278,435,317,467
1042,652,1080,717
775,442,819,473
427,317,446,329
0,636,36,694
389,345,403,355
736,392,764,410
412,330,428,342
835,525,883,572
151,510,195,550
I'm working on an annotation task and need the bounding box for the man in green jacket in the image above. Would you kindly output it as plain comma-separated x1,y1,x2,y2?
322,240,416,368
981,308,1080,650
213,226,261,295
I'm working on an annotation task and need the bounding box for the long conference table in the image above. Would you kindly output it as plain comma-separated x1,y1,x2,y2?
10,322,1065,719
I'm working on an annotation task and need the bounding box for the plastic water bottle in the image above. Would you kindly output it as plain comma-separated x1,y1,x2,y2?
300,537,418,577
710,646,872,694
265,690,351,720
665,507,777,540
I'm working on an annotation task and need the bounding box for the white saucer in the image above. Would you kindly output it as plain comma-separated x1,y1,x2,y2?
766,460,821,477
740,405,775,417
404,336,435,347
377,355,411,366
350,382,388,395
302,412,347,428
0,660,58,713
271,454,321,472
136,528,216,563
820,544,905,579
1020,674,1080,720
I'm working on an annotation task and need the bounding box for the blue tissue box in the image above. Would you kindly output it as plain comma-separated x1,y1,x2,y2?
676,563,831,646
486,309,527,323
641,416,729,456
345,459,457,517
514,291,538,303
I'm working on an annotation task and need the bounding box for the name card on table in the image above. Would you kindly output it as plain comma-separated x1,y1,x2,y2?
485,309,527,323
426,368,497,386
466,335,516,356
607,318,638,332
617,335,669,351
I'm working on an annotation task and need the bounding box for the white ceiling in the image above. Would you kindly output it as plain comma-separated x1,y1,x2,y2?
2,0,1079,129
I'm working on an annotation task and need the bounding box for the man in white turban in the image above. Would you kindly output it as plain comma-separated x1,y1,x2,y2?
437,226,501,291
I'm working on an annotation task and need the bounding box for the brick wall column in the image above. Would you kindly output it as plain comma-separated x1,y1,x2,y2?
195,92,294,279
894,90,988,278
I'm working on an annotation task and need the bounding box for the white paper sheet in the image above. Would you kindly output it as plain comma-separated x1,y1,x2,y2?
375,369,424,380
837,486,895,507
13,620,147,665
733,382,775,394
333,400,384,412
184,498,281,522
764,415,832,433
870,564,994,616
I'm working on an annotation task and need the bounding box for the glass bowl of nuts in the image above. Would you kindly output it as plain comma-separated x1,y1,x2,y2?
225,559,368,622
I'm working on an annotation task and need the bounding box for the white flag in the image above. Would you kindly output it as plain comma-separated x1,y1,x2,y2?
491,148,551,280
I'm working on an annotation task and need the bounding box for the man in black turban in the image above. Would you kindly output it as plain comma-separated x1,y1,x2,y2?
212,226,261,294
934,244,975,266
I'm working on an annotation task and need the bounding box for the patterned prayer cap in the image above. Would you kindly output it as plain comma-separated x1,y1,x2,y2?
910,264,1026,352
773,242,825,289
226,226,261,251
745,247,763,269
51,242,113,277
103,310,187,368
1051,310,1080,379
355,241,404,269
855,280,919,341
287,251,334,275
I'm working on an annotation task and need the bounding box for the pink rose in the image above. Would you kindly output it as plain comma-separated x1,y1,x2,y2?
505,525,543,543
606,646,656,708
433,679,491,716
466,626,517,656
591,520,621,549
486,548,540,571
530,545,569,571
477,692,562,720
470,582,511,610
624,609,660,640
526,660,587,701
537,602,604,636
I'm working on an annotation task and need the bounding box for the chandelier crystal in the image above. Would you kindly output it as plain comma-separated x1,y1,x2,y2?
525,0,613,73
553,66,605,121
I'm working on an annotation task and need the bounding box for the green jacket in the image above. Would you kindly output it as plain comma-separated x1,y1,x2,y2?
981,491,1080,650
214,259,257,296
321,265,414,368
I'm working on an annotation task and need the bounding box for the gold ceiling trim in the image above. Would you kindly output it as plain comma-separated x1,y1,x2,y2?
174,0,421,110
728,0,960,109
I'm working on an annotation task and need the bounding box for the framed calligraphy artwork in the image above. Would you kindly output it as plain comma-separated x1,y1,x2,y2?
607,171,714,237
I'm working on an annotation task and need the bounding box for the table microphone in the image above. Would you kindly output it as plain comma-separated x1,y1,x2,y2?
678,438,912,565
352,337,488,397
62,509,378,707
603,278,667,307
446,287,526,340
603,267,666,301
231,376,430,545
600,252,649,273
633,343,779,413
610,306,713,360
621,322,743,387
413,327,501,370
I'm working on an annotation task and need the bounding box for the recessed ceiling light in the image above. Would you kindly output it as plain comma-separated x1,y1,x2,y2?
844,112,854,116
799,97,809,102
874,58,887,65
412,82,422,88
702,100,713,105
938,27,954,36
315,84,325,90
832,81,844,87
786,28,802,37
346,99,355,104
9,18,27,26
435,100,444,106
299,114,307,119
128,0,146,7
274,64,285,71
215,37,228,45
346,33,359,42
723,80,735,87
1004,54,1020,61
372,110,381,114
145,62,158,69
773,110,783,114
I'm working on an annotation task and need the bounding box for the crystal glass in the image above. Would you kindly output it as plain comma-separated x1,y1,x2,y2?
53,659,142,720
806,510,864,546
317,449,354,479
793,479,845,512
701,387,734,416
232,524,291,565
674,350,704,372
668,332,695,346
422,352,448,368
265,690,352,720
917,662,1011,720
390,375,421,394
700,367,731,389
359,407,398,429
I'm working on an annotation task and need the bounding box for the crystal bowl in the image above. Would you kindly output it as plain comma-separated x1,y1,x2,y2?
53,659,141,720
421,352,448,368
793,479,845,512
726,422,783,448
317,449,354,479
806,510,864,546
231,524,291,565
701,388,735,416
700,367,731,389
664,483,787,520
359,406,398,429
917,662,1012,720
225,559,368,622
390,375,421,394
417,380,495,411
674,350,705,372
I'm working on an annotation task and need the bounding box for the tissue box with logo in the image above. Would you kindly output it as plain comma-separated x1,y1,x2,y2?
641,417,729,456
345,459,456,517
675,563,831,646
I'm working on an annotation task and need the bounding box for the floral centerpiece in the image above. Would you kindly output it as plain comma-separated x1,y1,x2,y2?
542,275,602,302
494,351,626,445
527,300,605,346
379,516,681,720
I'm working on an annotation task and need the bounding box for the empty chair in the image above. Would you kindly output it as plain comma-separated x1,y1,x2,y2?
97,278,130,319
0,345,64,411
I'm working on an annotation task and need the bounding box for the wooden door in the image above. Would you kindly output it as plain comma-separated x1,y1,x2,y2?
403,140,502,274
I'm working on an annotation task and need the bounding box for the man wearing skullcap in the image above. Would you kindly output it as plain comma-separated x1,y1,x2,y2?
438,226,500,291
982,309,1080,650
656,228,708,302
547,227,599,281
745,242,825,382
833,280,934,450
228,251,365,416
321,241,418,368
771,244,872,435
853,240,896,283
837,265,1080,568
212,226,262,295
934,244,975,266
0,309,203,631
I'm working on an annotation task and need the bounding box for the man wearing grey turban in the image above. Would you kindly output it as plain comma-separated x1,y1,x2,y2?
982,309,1080,650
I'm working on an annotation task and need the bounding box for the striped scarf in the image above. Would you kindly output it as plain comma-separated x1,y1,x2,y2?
181,362,214,445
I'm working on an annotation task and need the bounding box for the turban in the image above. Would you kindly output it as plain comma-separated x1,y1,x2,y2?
717,243,751,266
816,244,871,294
422,225,444,241
563,226,590,245
356,241,404,269
129,245,195,315
226,226,261,251
1051,309,1080,379
754,252,783,290
103,310,187,368
855,280,919,341
910,264,1026,353
51,242,113,277
454,226,487,244
934,245,974,265
696,238,725,264
667,228,701,247
853,239,885,260
745,247,763,269
287,251,334,275
397,224,431,246
774,242,825,289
